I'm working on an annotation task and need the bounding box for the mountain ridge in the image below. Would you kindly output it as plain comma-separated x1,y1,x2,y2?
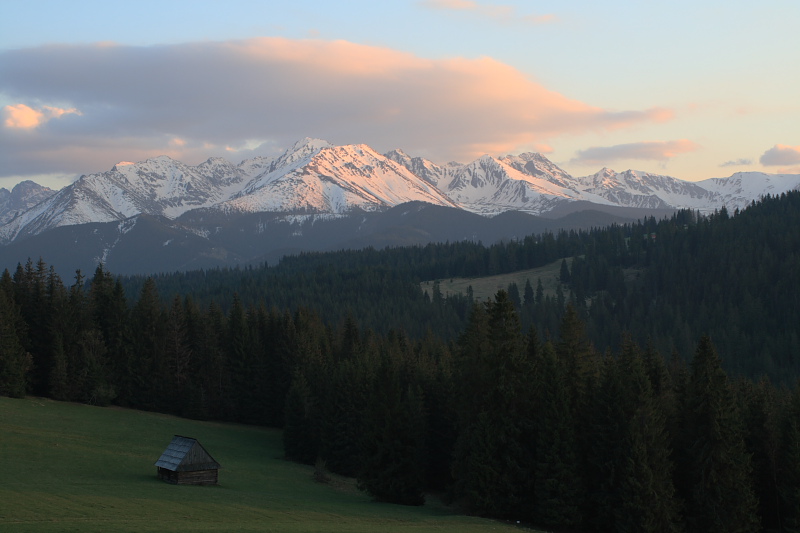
2,138,800,275
4,138,800,246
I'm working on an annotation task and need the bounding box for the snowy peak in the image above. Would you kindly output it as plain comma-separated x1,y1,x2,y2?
384,149,451,189
226,142,458,214
577,168,718,210
273,137,332,170
440,154,595,215
697,172,800,209
0,181,57,225
498,152,575,189
0,156,252,243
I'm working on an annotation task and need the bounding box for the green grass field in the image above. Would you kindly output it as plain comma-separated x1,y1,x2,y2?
0,397,532,532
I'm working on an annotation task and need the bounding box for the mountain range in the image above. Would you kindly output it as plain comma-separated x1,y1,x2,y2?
2,137,799,276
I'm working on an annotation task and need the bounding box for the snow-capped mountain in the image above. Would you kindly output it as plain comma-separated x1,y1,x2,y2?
575,168,716,210
0,181,57,225
220,139,458,214
0,155,254,243
697,172,800,210
2,137,800,247
387,150,606,215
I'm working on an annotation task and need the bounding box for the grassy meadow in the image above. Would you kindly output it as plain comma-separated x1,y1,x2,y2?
421,258,567,302
0,396,531,533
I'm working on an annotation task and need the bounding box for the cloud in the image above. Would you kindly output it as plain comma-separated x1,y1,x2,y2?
720,158,753,167
759,144,800,166
421,0,477,10
418,0,556,25
0,38,669,178
572,140,699,165
3,104,81,129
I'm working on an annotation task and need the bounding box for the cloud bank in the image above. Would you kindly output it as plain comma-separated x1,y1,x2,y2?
571,140,698,165
759,145,800,166
0,38,670,178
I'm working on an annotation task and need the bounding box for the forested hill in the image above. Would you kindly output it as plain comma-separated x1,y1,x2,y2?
114,191,800,382
2,192,800,532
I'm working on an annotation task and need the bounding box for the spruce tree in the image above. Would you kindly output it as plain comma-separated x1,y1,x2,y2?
450,291,533,518
614,337,681,533
778,382,800,532
532,342,582,528
681,336,760,533
359,355,426,506
283,370,319,465
559,258,571,283
0,290,31,398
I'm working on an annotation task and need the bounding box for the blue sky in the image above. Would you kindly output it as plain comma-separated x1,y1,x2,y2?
2,0,799,189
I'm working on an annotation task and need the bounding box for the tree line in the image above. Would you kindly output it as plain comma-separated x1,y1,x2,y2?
117,191,800,383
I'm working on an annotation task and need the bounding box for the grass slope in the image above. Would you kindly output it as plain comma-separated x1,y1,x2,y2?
0,397,530,532
421,258,568,303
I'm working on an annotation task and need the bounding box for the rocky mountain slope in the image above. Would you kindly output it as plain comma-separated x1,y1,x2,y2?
0,181,57,225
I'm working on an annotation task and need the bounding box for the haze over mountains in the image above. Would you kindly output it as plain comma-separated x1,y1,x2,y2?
2,137,799,276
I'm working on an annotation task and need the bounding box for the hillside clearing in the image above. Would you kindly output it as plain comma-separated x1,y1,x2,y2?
0,397,533,532
421,258,568,303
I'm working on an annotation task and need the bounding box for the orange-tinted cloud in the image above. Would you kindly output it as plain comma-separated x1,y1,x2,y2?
572,140,699,165
3,104,81,129
0,38,669,177
759,144,800,166
3,104,45,129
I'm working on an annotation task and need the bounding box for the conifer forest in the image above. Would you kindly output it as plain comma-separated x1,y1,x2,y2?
2,191,800,532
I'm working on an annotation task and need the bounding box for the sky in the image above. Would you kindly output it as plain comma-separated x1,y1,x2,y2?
1,0,799,190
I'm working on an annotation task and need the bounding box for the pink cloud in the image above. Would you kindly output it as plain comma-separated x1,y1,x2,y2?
572,140,699,165
759,144,800,166
418,0,556,25
0,38,669,177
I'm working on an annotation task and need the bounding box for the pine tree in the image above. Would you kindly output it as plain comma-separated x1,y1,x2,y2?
535,277,544,305
283,370,319,465
680,336,760,533
129,278,166,410
532,342,582,528
614,337,681,533
736,378,782,531
523,278,534,308
560,258,571,283
358,352,426,506
48,332,70,401
615,400,681,533
778,382,800,532
450,291,534,518
164,296,193,415
318,357,371,477
0,290,31,398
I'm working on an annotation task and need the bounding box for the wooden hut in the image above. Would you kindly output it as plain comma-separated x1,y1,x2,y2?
155,435,221,485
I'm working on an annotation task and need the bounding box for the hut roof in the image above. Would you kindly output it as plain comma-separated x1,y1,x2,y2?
155,435,221,472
